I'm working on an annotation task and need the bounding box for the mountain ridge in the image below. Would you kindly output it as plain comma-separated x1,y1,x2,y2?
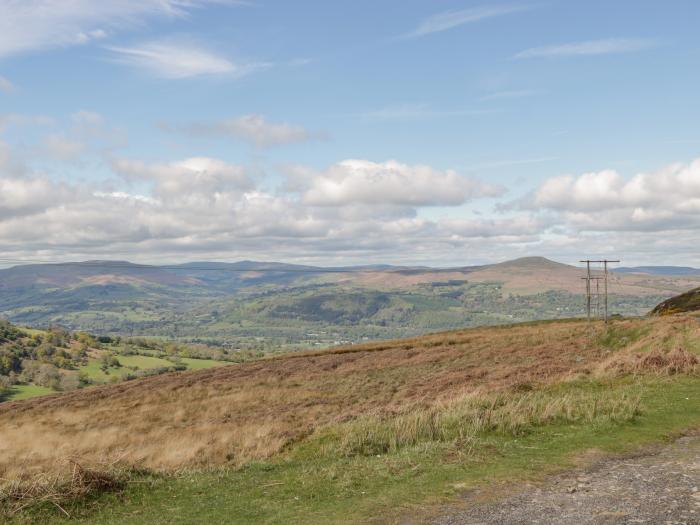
2,256,699,346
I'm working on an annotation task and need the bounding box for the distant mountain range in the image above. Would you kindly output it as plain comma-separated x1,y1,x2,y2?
614,266,700,276
1,256,699,349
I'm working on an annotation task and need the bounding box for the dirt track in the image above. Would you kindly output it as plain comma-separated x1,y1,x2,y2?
430,434,700,525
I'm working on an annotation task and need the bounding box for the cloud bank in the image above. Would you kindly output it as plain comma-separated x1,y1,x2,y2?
2,113,700,265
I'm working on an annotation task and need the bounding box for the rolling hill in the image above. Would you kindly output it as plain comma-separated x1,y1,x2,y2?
1,257,699,349
1,316,698,524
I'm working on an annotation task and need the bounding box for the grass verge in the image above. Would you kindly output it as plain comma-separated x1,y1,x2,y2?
7,374,699,525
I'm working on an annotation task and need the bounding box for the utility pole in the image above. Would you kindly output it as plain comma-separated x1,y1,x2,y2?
580,275,603,320
580,260,620,323
586,260,591,321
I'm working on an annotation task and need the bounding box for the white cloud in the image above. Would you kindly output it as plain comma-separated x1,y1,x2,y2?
172,114,312,147
0,0,238,58
299,159,503,207
406,4,532,38
0,75,15,94
6,124,700,266
108,40,264,79
0,144,528,263
72,110,106,127
75,29,109,44
526,157,700,233
440,215,544,239
514,38,658,59
68,110,128,149
0,113,54,133
44,134,87,161
112,156,254,200
0,140,28,177
0,175,71,220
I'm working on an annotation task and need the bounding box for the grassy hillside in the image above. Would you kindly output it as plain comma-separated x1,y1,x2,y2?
1,316,698,523
0,320,244,403
651,286,700,315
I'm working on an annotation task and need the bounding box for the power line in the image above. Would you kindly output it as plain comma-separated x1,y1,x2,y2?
579,259,620,323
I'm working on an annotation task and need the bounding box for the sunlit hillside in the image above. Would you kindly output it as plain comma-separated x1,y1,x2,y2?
2,316,698,524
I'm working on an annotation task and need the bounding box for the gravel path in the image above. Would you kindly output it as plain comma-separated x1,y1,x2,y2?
430,434,700,525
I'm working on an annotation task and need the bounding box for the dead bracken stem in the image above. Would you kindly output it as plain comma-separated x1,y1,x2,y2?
0,457,126,517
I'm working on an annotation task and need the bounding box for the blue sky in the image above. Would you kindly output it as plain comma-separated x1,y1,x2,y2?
1,1,700,266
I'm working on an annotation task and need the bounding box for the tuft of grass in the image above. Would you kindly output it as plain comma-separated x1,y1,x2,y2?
597,347,699,377
319,387,642,457
1,460,126,520
594,322,653,350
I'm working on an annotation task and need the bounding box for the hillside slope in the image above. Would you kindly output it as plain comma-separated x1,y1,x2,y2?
651,286,700,315
1,316,699,524
1,319,611,472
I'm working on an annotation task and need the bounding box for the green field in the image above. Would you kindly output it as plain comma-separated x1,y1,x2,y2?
3,384,55,401
79,354,227,383
80,359,126,382
118,354,174,369
178,357,230,370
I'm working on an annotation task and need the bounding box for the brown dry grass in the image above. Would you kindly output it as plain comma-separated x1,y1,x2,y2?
597,347,699,376
0,317,696,492
1,459,125,517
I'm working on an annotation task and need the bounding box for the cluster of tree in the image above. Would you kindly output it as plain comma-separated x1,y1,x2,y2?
0,319,247,399
0,322,95,393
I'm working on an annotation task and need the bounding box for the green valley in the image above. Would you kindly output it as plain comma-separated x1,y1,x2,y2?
1,258,691,351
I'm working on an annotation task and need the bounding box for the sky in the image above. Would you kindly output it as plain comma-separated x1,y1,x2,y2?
1,0,700,267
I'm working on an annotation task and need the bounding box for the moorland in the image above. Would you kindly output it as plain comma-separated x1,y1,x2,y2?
1,314,698,524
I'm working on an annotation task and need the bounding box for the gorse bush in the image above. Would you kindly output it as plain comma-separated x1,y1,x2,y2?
329,387,642,457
